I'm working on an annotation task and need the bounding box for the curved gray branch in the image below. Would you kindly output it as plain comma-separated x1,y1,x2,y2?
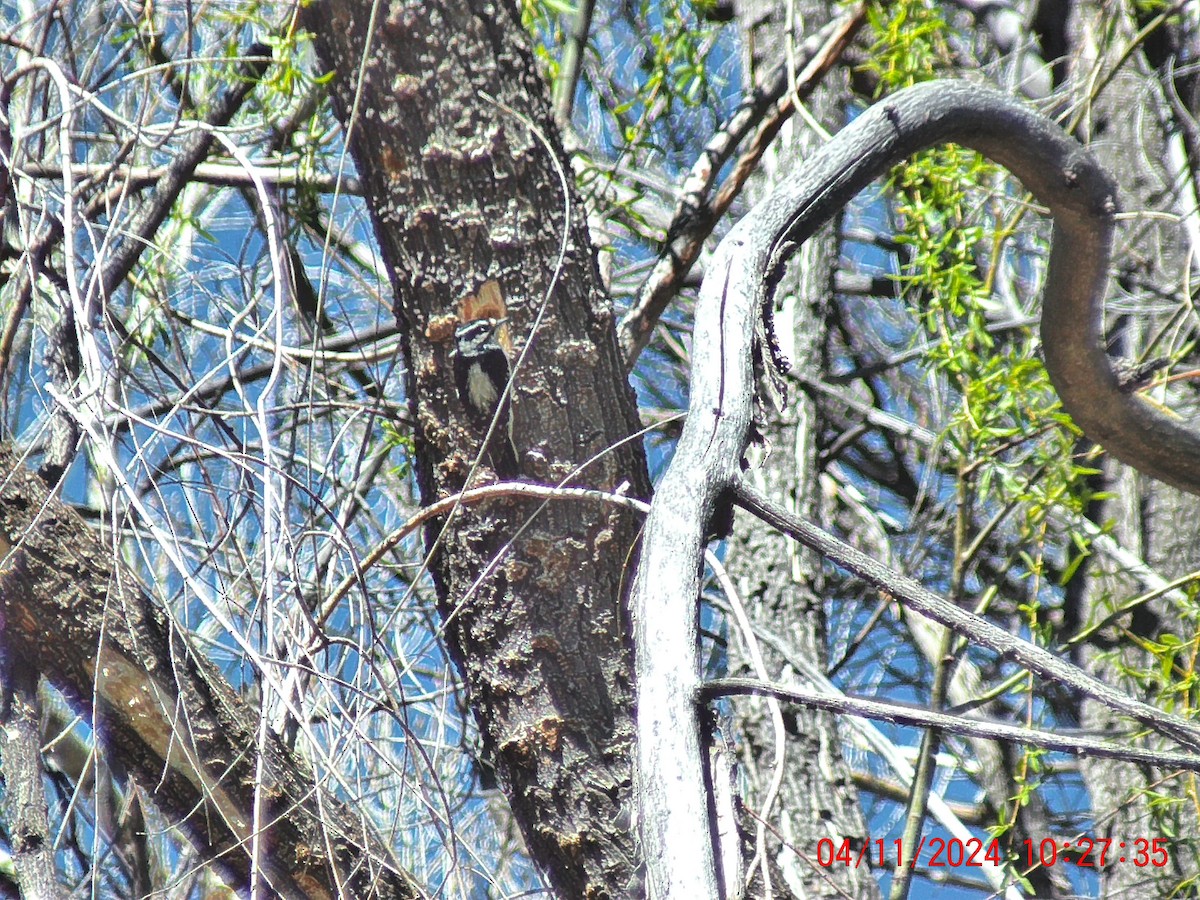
631,79,1200,899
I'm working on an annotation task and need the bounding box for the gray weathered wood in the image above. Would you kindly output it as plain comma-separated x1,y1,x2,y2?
632,78,1199,899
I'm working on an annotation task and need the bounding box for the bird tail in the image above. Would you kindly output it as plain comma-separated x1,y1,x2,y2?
489,431,520,479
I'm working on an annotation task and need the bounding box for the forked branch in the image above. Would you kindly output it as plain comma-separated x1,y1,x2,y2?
631,79,1200,899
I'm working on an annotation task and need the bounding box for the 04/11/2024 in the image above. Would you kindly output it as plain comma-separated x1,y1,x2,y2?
816,836,1001,869
815,836,1171,869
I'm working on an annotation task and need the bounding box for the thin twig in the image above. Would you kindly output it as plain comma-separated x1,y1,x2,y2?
15,161,362,193
732,479,1200,753
89,46,272,307
617,6,866,364
704,677,1200,773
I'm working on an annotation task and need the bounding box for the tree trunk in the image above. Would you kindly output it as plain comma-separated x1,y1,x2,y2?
299,2,652,896
1061,3,1200,895
725,3,877,898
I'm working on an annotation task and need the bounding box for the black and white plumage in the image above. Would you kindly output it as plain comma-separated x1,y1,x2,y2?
454,317,519,478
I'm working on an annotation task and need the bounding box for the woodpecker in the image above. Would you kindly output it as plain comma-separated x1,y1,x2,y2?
454,317,519,478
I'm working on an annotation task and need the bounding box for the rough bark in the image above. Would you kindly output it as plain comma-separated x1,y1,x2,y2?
0,667,60,900
298,2,652,897
1063,4,1200,896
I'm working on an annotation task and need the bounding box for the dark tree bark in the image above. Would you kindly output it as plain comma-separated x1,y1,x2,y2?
0,667,60,900
298,2,652,897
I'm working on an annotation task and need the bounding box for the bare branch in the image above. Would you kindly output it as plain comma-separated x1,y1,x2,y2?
704,677,1200,773
731,479,1200,750
91,47,272,307
617,6,867,364
0,667,61,899
552,0,596,125
16,161,363,194
631,78,1200,899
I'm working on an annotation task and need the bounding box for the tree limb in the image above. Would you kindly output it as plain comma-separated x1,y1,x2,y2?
731,479,1200,751
630,78,1200,899
0,666,61,899
703,677,1200,773
616,6,866,365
